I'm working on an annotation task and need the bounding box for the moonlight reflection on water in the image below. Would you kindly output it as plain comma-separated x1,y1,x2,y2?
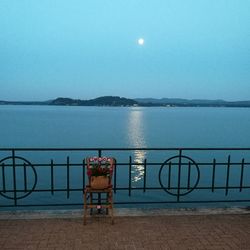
127,108,147,182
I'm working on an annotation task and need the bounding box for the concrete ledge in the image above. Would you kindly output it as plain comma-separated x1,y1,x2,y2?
0,207,250,220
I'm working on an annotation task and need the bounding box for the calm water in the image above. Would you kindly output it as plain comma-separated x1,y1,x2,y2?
1,105,250,148
1,105,250,209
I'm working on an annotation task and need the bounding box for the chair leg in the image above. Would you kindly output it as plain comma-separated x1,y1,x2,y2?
84,189,114,225
90,193,93,215
106,192,109,215
83,191,87,225
109,191,114,225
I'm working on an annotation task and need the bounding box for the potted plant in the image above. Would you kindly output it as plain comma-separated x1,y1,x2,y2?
87,160,111,189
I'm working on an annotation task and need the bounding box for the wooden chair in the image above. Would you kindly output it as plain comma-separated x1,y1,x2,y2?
83,157,115,225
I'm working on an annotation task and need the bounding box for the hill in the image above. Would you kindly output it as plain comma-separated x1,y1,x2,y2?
135,98,250,107
1,96,250,107
49,96,138,106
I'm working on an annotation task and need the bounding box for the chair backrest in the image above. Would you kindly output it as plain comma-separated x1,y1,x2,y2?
86,157,116,185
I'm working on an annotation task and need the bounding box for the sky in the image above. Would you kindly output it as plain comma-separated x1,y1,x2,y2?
0,0,250,101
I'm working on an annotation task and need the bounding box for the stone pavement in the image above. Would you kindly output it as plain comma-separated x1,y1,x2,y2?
0,210,250,250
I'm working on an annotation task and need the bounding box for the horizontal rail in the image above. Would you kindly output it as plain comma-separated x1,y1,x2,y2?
1,147,250,151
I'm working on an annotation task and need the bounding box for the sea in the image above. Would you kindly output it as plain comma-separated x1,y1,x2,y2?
1,105,250,209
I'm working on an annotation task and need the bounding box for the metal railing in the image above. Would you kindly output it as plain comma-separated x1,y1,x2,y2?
1,147,250,208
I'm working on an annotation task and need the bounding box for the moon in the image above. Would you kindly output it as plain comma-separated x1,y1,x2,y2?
138,38,144,45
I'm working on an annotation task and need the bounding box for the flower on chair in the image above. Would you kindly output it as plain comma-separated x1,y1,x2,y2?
87,158,112,177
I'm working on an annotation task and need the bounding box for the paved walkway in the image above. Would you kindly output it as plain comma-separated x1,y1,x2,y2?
0,211,250,250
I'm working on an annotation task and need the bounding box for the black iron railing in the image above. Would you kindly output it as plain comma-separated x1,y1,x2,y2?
1,147,250,208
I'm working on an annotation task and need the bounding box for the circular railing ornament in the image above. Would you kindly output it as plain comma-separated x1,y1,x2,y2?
0,156,37,200
159,155,200,197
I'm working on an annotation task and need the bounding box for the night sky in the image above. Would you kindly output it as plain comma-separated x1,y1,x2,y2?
1,0,249,101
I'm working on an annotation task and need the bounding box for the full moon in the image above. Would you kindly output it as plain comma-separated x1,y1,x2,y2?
138,38,144,45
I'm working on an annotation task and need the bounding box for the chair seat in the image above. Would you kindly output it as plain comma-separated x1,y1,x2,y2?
85,184,113,191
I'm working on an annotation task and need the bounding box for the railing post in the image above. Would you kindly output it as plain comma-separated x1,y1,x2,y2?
51,159,54,195
12,149,17,206
98,149,102,157
225,155,231,196
23,163,27,192
66,156,70,199
187,161,191,190
2,163,6,193
177,149,182,202
168,161,172,190
212,159,216,192
240,158,245,192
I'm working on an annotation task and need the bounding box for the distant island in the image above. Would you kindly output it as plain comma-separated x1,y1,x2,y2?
1,96,250,107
